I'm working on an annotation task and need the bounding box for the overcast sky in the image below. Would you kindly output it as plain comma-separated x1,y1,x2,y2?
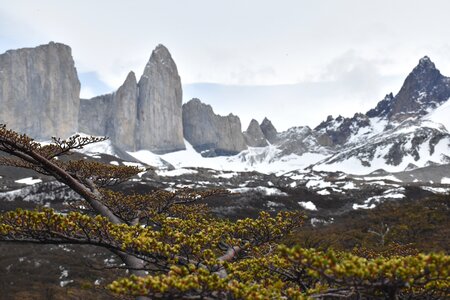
1,0,450,130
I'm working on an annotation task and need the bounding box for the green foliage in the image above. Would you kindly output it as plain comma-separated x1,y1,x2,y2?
292,195,450,253
108,245,449,299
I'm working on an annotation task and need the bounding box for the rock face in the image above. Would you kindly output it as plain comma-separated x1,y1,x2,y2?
260,118,278,143
367,56,450,120
243,119,268,147
136,45,185,153
314,113,371,146
113,72,139,150
79,45,185,153
79,72,138,150
0,42,80,139
182,99,247,156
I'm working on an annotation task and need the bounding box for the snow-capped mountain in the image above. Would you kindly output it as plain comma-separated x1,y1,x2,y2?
367,56,450,121
220,56,450,175
70,56,450,178
307,56,450,174
313,118,450,174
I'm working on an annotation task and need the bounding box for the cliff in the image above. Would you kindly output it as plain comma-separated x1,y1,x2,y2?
0,42,80,139
182,98,247,156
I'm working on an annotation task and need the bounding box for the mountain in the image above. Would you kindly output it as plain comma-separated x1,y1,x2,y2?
80,45,185,153
260,117,278,143
176,56,450,175
80,54,450,175
79,71,138,150
1,42,449,178
136,45,185,153
309,56,450,174
182,98,247,156
367,56,450,120
243,119,268,147
0,42,80,139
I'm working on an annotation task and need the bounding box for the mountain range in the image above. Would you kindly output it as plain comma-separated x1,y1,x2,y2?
1,42,450,176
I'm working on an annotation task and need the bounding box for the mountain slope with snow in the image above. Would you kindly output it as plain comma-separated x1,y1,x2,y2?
71,56,450,178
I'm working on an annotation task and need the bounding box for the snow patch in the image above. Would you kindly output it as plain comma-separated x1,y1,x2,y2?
74,133,117,157
228,187,287,196
317,189,330,195
353,188,405,210
441,177,450,184
364,175,402,182
127,150,167,168
425,98,450,131
421,186,450,194
213,172,237,179
298,201,317,211
15,177,42,185
156,168,198,177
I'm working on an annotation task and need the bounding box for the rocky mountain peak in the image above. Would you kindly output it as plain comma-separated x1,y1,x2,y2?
142,44,178,76
247,119,261,130
409,56,441,85
417,55,435,69
123,71,137,87
136,44,185,153
260,117,278,143
182,98,247,156
80,44,184,153
366,93,394,118
366,57,450,121
0,42,80,139
243,119,268,147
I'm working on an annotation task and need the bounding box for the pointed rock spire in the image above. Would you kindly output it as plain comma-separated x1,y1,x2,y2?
136,44,185,153
243,119,268,147
260,117,278,143
112,71,138,150
366,56,450,120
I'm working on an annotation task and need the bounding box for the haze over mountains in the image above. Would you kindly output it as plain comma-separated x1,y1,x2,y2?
0,42,450,175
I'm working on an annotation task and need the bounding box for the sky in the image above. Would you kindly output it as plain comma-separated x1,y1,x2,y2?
1,0,450,130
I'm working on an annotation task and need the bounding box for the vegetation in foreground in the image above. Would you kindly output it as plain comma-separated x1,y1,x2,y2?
0,124,448,299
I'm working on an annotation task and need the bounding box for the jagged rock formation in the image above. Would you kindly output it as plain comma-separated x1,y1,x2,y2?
2,41,450,176
365,93,395,119
113,72,139,150
79,45,185,153
0,42,80,139
310,57,450,173
367,56,450,120
243,119,268,147
136,45,185,153
314,118,450,173
260,117,278,143
182,98,247,156
79,72,138,150
276,126,330,156
314,113,371,146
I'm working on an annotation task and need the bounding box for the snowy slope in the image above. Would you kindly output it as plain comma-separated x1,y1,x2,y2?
313,119,450,175
127,139,326,174
425,98,450,131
